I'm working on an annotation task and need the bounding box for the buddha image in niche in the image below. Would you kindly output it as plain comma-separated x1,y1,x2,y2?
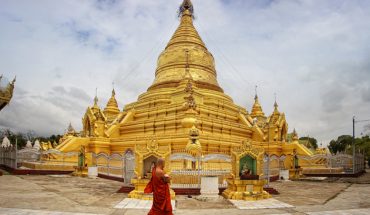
242,162,250,175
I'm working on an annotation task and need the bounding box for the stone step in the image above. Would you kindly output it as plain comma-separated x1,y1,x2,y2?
117,185,135,193
263,187,280,195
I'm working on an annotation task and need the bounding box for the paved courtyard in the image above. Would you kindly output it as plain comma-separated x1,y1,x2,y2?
0,170,370,215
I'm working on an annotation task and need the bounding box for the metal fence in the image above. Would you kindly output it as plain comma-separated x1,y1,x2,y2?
0,146,17,168
0,146,78,169
298,153,365,174
92,151,135,184
170,153,231,188
1,144,365,178
263,155,286,179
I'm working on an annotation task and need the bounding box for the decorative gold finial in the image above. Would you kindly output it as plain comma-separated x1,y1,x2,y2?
274,93,278,109
184,85,196,110
273,93,280,114
254,85,258,100
179,0,194,17
185,125,202,155
112,82,116,96
183,49,194,80
185,49,190,73
94,88,98,106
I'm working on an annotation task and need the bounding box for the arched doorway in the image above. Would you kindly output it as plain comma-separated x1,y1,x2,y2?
143,155,158,179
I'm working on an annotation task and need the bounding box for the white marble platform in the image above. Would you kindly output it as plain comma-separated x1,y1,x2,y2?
306,208,370,215
114,198,176,210
0,208,103,215
272,208,370,215
229,198,294,210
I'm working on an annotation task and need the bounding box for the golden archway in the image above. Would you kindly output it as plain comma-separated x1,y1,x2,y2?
231,140,265,179
134,137,171,179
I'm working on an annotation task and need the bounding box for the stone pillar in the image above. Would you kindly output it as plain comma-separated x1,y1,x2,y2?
199,176,219,199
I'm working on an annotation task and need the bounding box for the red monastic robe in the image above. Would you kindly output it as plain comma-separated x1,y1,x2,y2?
144,168,173,215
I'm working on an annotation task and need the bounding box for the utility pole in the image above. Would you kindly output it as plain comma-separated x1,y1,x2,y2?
353,116,355,174
267,123,270,187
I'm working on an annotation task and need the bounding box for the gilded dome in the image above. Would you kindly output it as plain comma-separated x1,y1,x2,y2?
148,8,222,92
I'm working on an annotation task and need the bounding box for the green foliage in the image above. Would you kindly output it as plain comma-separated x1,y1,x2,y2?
38,134,63,144
0,129,27,149
328,135,352,154
328,135,370,158
299,136,318,149
354,135,370,158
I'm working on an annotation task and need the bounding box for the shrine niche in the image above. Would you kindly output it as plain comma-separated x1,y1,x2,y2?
143,155,157,179
133,137,171,180
129,137,175,201
231,140,264,179
223,140,270,201
240,155,256,176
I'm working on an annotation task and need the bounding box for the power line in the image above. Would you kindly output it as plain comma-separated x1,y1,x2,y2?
118,20,179,85
196,22,254,90
355,119,370,123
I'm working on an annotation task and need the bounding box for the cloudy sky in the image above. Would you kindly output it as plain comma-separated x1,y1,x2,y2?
0,0,370,145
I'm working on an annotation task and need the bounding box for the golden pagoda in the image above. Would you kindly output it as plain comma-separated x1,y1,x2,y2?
0,75,15,111
48,0,320,200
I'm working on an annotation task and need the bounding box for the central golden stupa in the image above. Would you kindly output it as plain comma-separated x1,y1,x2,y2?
52,0,316,200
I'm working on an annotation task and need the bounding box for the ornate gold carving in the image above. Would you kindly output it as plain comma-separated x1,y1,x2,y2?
147,139,159,152
0,75,15,111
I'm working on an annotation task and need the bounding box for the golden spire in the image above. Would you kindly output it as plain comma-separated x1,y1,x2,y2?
148,0,222,92
250,86,265,118
92,88,100,110
104,87,120,122
273,93,280,115
105,88,119,112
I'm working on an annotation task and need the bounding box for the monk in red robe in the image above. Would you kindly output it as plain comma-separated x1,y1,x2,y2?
144,158,173,215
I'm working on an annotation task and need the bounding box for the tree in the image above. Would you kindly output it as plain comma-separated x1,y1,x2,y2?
0,129,27,149
0,128,62,149
354,135,370,157
299,136,318,149
328,135,352,154
364,124,370,136
25,130,36,141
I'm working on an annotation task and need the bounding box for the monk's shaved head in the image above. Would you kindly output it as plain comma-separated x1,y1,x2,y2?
156,158,165,168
